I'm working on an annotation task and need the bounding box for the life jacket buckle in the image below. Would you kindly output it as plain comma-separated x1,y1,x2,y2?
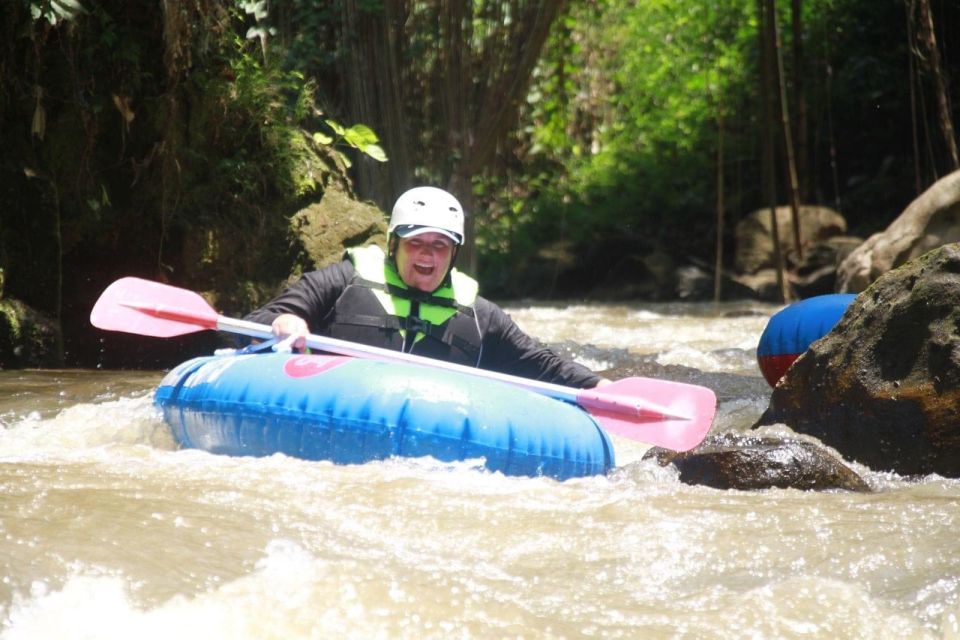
404,315,428,335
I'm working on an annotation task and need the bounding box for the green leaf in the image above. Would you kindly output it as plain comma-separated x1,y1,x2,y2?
363,144,388,162
324,119,345,136
312,131,334,145
343,124,380,149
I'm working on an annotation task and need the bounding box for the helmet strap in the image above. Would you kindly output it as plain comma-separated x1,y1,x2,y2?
387,235,399,263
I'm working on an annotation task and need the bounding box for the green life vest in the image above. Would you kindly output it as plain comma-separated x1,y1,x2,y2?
318,245,483,366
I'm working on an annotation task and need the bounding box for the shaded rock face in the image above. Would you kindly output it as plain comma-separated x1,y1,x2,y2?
291,183,388,272
788,236,864,299
757,244,960,477
732,236,864,302
674,264,761,301
643,433,869,492
837,170,960,293
735,205,847,275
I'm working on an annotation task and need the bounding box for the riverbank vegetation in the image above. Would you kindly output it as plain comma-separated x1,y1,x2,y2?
1,0,958,366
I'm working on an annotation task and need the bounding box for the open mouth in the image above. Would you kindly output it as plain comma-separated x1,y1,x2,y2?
413,263,435,275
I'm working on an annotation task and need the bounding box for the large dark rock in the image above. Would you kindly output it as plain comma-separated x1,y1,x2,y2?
756,244,960,476
0,298,61,368
644,433,870,492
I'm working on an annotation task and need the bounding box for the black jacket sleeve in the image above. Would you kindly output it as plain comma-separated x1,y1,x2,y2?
244,260,355,330
474,297,602,389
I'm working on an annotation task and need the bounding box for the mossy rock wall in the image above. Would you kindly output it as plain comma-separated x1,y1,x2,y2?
289,183,388,274
0,299,61,369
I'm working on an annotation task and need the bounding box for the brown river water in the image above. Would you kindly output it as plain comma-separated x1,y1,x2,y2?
1,301,958,639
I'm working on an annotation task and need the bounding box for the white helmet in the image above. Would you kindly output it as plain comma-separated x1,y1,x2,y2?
388,187,465,245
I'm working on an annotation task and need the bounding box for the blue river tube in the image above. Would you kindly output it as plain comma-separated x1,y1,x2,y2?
757,293,856,387
155,352,615,480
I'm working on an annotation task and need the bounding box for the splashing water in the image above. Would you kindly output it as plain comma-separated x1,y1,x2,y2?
1,302,958,639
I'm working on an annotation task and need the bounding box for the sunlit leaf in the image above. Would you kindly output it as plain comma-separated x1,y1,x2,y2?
31,0,85,24
363,144,388,162
241,0,269,21
343,124,380,148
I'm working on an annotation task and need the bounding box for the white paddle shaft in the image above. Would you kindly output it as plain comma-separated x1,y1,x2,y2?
216,315,682,421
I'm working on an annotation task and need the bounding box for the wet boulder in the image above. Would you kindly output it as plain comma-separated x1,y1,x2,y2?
756,244,960,477
644,433,870,492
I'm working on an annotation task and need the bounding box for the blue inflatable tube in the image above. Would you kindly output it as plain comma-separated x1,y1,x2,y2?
757,293,856,386
155,353,615,480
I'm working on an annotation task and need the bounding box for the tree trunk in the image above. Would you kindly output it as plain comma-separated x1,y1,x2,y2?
905,0,924,194
759,0,788,303
822,37,842,213
714,99,726,303
769,0,803,261
915,0,960,170
449,2,565,275
337,1,566,276
791,0,809,201
339,1,413,211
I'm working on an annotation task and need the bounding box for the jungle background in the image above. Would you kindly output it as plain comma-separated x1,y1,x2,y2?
2,0,959,368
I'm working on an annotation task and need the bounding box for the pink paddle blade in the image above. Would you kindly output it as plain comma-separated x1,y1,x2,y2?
90,277,219,337
578,377,716,451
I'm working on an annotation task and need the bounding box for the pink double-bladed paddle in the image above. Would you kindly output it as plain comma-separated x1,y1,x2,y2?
90,277,716,451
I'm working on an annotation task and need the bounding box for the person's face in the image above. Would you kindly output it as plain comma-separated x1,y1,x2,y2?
395,232,455,292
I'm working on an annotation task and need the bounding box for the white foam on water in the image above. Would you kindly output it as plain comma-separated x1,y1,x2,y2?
1,541,392,640
503,301,775,374
0,394,173,461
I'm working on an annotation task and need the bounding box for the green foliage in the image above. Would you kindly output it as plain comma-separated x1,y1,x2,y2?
800,0,919,227
8,0,958,317
275,1,340,82
199,3,384,201
195,34,318,203
315,120,389,168
572,0,757,236
613,1,755,150
477,0,760,295
478,0,960,297
190,26,385,212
